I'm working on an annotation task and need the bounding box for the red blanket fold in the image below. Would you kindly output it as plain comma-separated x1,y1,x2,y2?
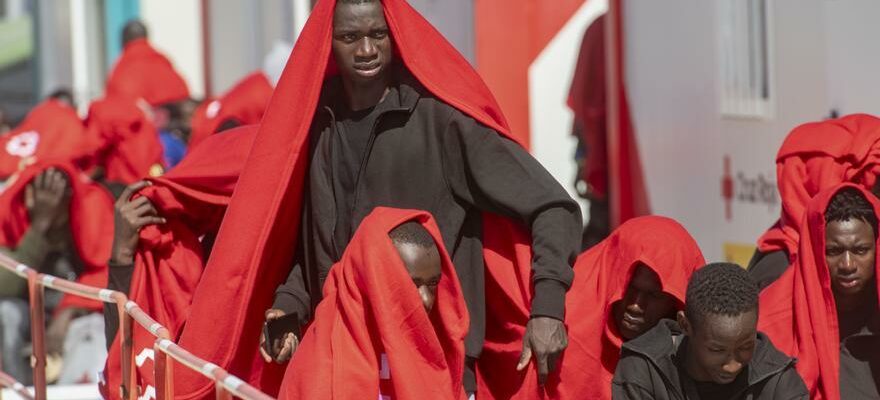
105,38,191,107
278,208,468,400
758,183,880,400
188,72,274,150
0,161,113,311
478,216,705,400
0,99,98,179
757,114,880,258
85,96,164,184
163,0,519,398
102,125,257,400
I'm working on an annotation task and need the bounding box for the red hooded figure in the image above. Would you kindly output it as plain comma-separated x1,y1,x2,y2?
759,183,880,400
278,208,468,400
106,38,190,107
477,216,705,400
188,72,273,150
754,115,880,283
0,161,113,311
0,99,98,179
85,96,165,184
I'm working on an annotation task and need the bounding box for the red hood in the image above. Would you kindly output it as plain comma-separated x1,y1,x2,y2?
188,72,274,150
478,216,704,400
759,183,880,400
106,38,191,106
279,208,468,400
85,96,164,184
0,161,113,311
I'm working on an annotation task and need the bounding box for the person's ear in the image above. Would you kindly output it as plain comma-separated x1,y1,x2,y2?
677,311,692,336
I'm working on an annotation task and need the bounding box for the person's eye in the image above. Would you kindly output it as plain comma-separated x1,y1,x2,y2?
826,247,842,256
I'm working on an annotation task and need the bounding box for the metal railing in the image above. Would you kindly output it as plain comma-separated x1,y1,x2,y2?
0,252,273,400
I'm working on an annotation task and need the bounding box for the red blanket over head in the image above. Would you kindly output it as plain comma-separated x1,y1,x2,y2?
105,38,190,107
758,183,880,400
102,125,256,400
0,161,113,311
144,0,523,398
0,99,98,179
85,96,164,184
758,114,880,258
188,72,273,150
278,208,468,400
477,216,704,400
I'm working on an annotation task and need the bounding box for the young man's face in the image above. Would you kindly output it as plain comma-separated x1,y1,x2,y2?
332,1,394,87
825,218,876,308
394,242,441,313
679,309,757,385
613,264,676,340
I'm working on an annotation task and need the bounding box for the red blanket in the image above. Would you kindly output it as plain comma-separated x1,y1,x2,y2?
105,38,190,106
188,72,273,150
758,114,880,258
477,216,704,399
0,99,98,179
85,96,164,184
758,183,880,400
0,161,113,311
278,208,468,400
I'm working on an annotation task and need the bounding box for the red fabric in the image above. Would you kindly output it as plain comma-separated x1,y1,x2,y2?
757,114,880,259
154,0,520,398
278,208,468,400
188,72,274,150
477,216,704,400
758,183,880,400
0,99,98,179
568,15,608,199
85,96,164,184
102,125,257,400
105,38,190,106
0,161,113,311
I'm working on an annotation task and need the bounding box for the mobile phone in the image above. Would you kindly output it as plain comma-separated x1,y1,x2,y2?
263,313,301,357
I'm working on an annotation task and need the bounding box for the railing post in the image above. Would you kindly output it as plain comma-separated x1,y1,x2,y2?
154,343,174,400
215,381,234,400
113,294,137,400
26,272,46,400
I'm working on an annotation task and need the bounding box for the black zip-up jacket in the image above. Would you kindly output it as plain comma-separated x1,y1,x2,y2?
612,320,808,400
273,70,583,359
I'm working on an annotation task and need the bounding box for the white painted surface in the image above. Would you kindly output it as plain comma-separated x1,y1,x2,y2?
140,0,205,98
1,384,100,400
528,0,609,224
823,0,880,116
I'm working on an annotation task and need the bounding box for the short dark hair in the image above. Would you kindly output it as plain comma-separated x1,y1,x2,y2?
48,88,75,107
825,187,878,235
337,0,378,4
389,221,436,249
122,20,148,46
685,263,759,330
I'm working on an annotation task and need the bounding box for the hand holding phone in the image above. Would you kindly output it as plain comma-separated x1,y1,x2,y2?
260,311,301,363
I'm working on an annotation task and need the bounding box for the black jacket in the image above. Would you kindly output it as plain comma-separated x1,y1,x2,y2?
747,249,790,291
612,320,808,400
272,70,583,358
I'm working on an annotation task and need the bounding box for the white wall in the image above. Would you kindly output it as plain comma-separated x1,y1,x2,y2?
140,0,205,98
824,0,880,116
624,0,833,261
409,0,475,63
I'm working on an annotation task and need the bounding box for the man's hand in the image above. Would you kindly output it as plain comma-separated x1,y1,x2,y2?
516,316,568,385
25,168,71,234
111,181,165,265
259,308,300,364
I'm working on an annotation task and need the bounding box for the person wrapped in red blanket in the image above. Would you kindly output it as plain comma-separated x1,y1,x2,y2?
478,216,705,400
749,114,880,290
278,208,468,400
759,183,880,399
188,72,274,150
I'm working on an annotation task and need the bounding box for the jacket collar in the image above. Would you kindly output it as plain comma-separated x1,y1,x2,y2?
318,64,421,119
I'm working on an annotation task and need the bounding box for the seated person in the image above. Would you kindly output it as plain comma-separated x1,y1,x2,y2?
0,164,114,383
278,208,468,400
478,216,705,400
750,114,880,290
759,185,880,399
613,263,807,400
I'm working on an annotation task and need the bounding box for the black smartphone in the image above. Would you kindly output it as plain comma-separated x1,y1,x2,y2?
263,313,301,357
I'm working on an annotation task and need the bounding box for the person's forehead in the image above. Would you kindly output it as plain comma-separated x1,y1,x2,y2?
699,312,756,343
333,2,387,29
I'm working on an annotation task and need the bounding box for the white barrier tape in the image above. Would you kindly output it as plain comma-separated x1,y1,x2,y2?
15,264,28,276
157,338,173,351
201,362,219,377
12,382,25,392
99,289,114,302
149,323,164,336
40,275,56,288
125,301,137,312
223,375,245,390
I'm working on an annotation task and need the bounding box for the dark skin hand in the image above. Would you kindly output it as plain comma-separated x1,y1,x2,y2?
111,181,165,265
517,316,569,385
259,308,299,363
25,168,71,235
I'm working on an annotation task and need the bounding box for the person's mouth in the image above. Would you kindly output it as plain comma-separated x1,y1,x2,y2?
838,276,860,289
622,313,645,329
354,63,382,77
716,373,737,384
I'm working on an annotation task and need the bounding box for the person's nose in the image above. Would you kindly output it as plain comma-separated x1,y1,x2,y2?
840,251,858,274
355,37,378,60
722,358,743,376
626,292,646,315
